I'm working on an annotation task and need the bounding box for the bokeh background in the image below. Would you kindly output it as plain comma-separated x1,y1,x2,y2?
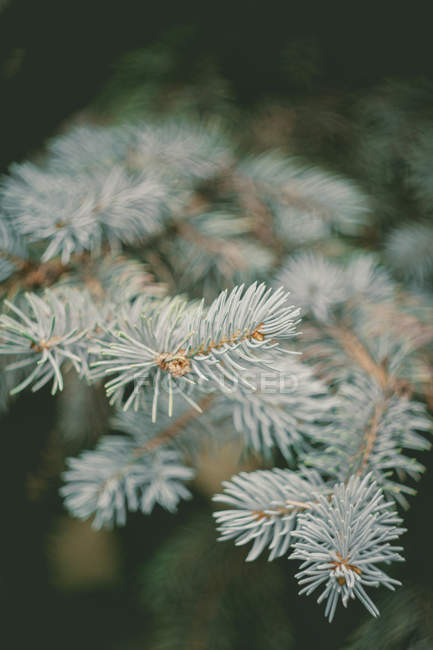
1,2,433,648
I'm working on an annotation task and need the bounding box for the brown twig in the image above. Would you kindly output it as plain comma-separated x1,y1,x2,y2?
252,498,313,521
327,324,390,390
229,173,284,259
132,392,216,457
356,400,386,476
331,552,362,584
190,322,265,358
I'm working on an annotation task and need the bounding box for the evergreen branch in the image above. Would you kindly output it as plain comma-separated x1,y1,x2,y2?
303,371,431,505
1,112,432,628
170,212,274,291
0,290,90,394
290,474,405,622
91,283,300,418
216,355,339,460
213,468,327,561
61,435,195,529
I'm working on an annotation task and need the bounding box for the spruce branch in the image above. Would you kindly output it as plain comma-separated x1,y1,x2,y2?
91,283,300,418
303,371,431,505
1,109,432,630
215,355,339,460
61,434,195,529
290,474,405,622
213,468,327,561
0,290,89,394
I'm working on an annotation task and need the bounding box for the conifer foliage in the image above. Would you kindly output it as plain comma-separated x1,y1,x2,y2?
0,114,432,625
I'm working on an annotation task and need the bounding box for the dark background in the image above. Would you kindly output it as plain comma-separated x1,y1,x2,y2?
1,2,433,648
1,1,433,170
